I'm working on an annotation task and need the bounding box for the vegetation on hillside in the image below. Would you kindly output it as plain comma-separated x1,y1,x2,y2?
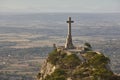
39,47,116,80
48,49,81,68
71,51,113,80
44,68,66,80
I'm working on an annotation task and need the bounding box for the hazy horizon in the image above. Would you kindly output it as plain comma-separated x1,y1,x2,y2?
0,0,120,13
0,12,120,16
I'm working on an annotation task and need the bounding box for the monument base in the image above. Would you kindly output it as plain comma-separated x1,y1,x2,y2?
65,34,74,49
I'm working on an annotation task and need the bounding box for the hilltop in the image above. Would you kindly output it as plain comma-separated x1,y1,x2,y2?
37,43,120,80
37,17,120,80
37,16,120,80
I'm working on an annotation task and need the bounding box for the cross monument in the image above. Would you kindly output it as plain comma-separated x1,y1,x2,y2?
65,17,74,49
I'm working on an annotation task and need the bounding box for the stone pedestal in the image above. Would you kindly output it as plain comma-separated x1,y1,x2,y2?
65,34,74,49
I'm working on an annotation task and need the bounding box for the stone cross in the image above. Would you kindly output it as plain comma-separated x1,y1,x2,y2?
67,17,74,35
65,17,74,49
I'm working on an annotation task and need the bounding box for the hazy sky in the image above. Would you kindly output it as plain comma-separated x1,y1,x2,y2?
0,0,120,13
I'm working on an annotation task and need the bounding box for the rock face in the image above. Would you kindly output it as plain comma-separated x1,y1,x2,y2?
37,44,120,80
38,61,56,80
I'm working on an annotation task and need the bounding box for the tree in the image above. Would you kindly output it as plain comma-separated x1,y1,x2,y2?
84,42,92,51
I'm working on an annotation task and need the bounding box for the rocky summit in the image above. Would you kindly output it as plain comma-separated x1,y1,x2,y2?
37,17,120,80
37,42,120,80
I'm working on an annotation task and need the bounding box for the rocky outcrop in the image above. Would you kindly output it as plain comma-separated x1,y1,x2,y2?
38,60,56,80
37,44,120,80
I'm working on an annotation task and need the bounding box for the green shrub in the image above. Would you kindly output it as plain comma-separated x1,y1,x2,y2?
44,68,66,80
48,49,59,65
84,42,92,48
62,54,81,68
88,54,109,67
85,51,97,60
52,68,66,76
84,42,92,51
92,67,113,79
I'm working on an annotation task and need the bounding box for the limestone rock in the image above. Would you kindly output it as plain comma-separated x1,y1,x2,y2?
37,48,118,80
38,60,56,80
